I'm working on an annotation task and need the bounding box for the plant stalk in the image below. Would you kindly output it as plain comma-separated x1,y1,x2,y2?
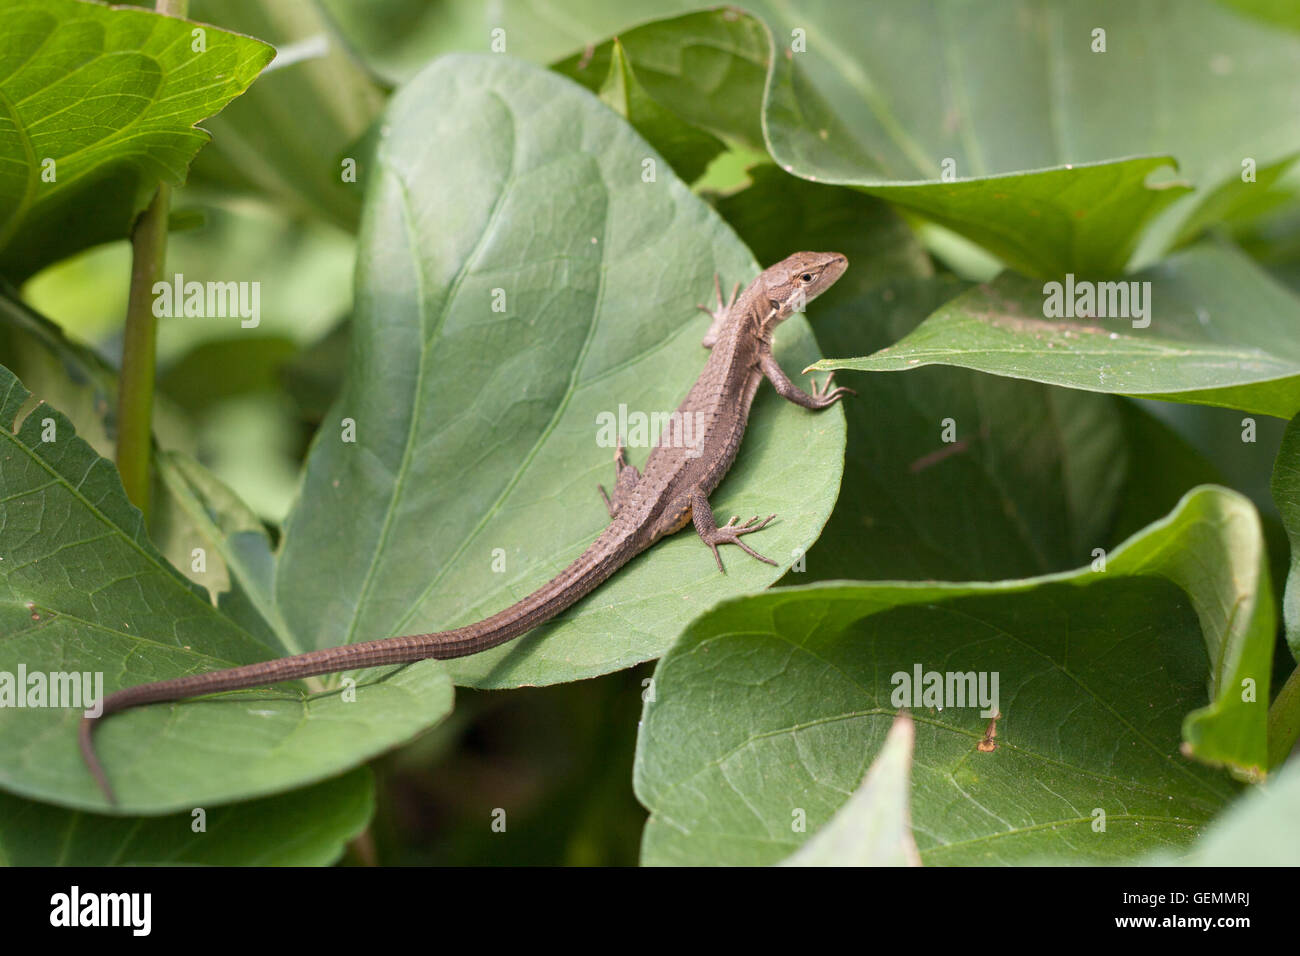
115,0,188,517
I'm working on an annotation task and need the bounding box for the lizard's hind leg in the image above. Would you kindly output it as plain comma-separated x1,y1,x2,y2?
697,273,740,348
598,442,641,516
689,491,776,572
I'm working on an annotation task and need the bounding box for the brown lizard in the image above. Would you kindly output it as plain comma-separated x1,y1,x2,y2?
81,251,851,804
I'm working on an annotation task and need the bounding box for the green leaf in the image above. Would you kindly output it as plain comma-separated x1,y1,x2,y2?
552,8,771,152
321,1,1300,274
777,713,920,867
183,0,386,230
557,37,725,184
636,487,1273,865
750,0,1300,275
1168,154,1300,250
0,283,280,603
837,159,1187,279
0,0,274,280
153,449,292,654
813,243,1300,420
0,767,373,865
0,364,454,813
1273,415,1300,658
274,54,846,690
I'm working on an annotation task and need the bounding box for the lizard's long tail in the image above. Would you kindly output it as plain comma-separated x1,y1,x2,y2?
80,524,635,805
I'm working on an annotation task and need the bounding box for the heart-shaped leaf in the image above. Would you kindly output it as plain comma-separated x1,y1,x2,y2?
637,486,1272,865
273,54,846,690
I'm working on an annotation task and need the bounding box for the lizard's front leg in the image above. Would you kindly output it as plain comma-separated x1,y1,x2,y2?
759,351,855,409
689,491,776,572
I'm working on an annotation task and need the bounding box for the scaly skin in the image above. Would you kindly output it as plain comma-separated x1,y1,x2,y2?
81,251,851,804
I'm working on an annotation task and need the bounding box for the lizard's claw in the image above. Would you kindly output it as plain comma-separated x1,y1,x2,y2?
809,372,855,407
706,514,778,571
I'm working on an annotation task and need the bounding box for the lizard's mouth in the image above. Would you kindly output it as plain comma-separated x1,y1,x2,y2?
813,253,849,297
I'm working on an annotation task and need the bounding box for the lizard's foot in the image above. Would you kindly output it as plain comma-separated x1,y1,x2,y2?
702,514,777,572
808,372,856,408
698,274,740,348
600,440,641,516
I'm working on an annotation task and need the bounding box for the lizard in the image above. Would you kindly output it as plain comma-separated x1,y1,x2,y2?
80,250,852,804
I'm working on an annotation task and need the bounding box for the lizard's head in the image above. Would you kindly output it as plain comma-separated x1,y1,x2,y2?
760,251,849,323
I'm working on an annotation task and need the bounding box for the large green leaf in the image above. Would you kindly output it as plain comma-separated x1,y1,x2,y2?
274,54,846,690
754,0,1300,275
0,0,273,280
813,243,1300,420
637,487,1272,865
0,364,453,813
0,767,373,865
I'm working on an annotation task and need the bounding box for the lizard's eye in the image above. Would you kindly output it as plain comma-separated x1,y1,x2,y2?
799,273,814,283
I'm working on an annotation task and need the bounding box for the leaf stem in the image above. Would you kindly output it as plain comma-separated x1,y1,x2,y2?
115,0,188,517
116,184,170,519
1268,661,1300,771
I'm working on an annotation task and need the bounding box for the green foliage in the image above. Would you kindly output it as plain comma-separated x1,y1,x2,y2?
637,487,1267,865
0,365,454,813
0,0,1297,867
273,55,845,691
812,243,1300,419
0,0,273,281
